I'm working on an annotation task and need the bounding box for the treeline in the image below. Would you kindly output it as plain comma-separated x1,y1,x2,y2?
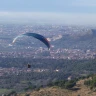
0,58,96,73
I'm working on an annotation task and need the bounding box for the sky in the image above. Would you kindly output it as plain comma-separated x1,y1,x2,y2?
0,0,96,25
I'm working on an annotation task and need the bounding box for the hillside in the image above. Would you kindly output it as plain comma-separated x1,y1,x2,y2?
51,31,96,49
18,78,96,96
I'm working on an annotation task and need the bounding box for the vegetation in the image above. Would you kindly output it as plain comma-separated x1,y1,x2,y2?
0,58,96,73
18,76,96,96
47,79,76,89
2,75,96,96
84,74,96,90
0,89,13,95
0,58,96,94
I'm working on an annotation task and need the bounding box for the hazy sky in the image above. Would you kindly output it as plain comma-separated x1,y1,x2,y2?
0,0,96,25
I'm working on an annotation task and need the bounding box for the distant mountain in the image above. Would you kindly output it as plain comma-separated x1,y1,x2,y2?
51,31,96,49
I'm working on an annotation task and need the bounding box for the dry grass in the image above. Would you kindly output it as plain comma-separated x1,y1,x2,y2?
18,79,96,96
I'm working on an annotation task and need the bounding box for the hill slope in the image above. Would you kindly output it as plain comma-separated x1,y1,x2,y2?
51,33,96,49
18,78,96,96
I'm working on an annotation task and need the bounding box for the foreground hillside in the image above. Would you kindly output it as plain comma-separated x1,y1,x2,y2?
18,78,96,96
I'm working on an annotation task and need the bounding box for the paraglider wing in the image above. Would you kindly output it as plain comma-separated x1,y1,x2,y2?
12,33,50,50
12,35,23,44
23,33,50,49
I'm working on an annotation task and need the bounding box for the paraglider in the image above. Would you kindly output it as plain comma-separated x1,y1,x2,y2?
27,64,31,68
12,32,51,50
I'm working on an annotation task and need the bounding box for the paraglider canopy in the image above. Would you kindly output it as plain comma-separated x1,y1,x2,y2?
12,32,51,50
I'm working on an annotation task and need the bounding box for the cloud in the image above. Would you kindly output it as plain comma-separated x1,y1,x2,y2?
0,12,96,25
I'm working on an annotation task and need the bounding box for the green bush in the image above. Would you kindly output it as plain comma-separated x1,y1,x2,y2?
47,80,76,89
64,80,76,89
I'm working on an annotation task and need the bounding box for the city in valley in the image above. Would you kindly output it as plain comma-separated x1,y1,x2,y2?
0,24,95,74
0,24,96,94
0,24,96,76
0,24,96,60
